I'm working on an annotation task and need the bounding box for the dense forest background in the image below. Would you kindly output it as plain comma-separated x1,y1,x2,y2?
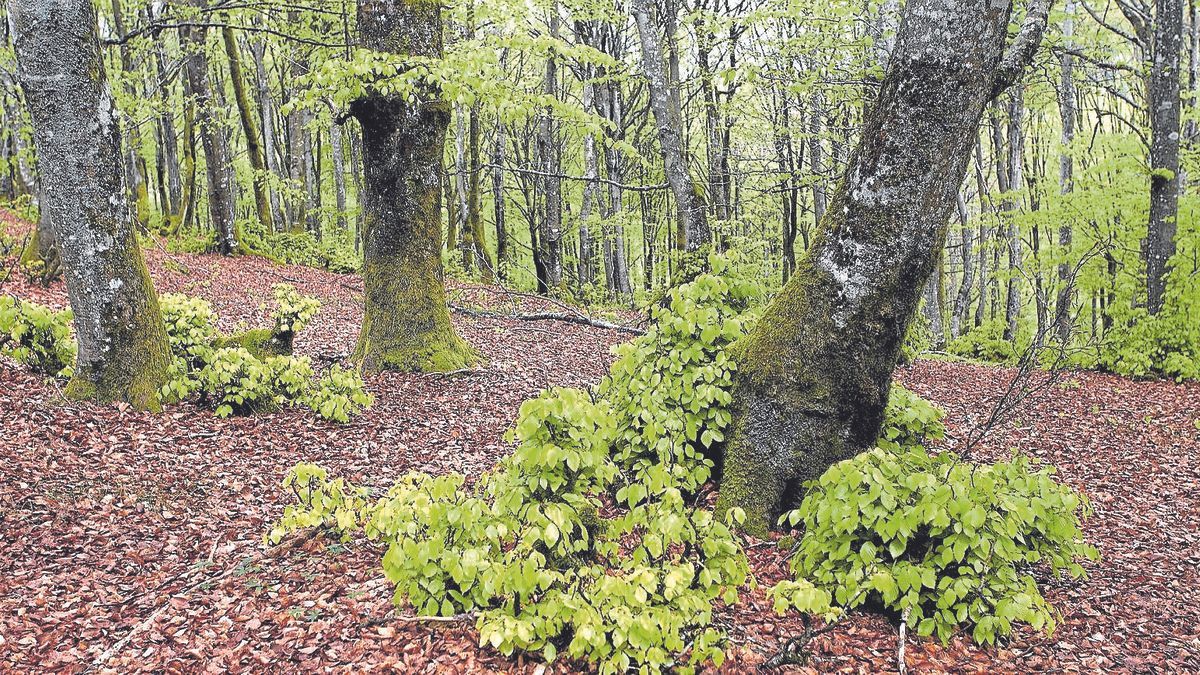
2,0,1197,379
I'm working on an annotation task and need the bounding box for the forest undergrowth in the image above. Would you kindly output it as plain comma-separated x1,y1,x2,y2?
1,213,1198,673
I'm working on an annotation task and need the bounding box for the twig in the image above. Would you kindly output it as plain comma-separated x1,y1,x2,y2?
450,304,644,335
897,606,910,675
393,612,477,623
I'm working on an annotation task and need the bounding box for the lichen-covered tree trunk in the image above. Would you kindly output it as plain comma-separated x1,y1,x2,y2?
349,0,475,374
1147,0,1182,315
717,0,1047,532
1055,0,1076,344
12,0,170,409
537,7,564,293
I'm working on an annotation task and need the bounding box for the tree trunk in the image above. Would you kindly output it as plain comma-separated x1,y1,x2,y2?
1147,0,1182,314
181,9,239,254
537,7,564,292
222,26,273,232
951,192,975,337
12,0,170,408
630,0,710,252
1056,0,1076,343
492,121,509,283
349,0,475,374
249,38,285,229
1002,89,1025,341
717,0,1039,531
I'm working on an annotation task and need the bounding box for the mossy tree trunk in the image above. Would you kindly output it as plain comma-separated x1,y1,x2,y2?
717,0,1051,532
11,0,171,410
349,0,476,374
222,26,274,233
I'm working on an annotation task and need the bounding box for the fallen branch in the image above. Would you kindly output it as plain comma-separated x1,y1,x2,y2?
450,304,645,336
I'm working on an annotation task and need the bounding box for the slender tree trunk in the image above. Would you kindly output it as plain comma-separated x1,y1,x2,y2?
249,38,285,229
350,0,475,373
1003,89,1025,341
109,0,151,228
630,0,710,252
1147,0,1182,314
181,9,239,254
12,0,170,408
492,121,508,283
1056,0,1076,343
329,120,348,232
951,192,975,337
718,0,1042,531
537,7,564,292
222,26,273,231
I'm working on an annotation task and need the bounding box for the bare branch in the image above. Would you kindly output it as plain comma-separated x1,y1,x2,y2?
991,0,1055,99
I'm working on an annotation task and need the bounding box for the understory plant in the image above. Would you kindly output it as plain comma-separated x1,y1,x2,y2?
158,288,372,421
270,255,1096,670
0,296,75,377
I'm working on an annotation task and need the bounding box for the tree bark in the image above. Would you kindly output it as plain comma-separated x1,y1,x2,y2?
1147,0,1182,314
222,26,273,232
630,0,710,253
181,7,239,254
1056,0,1076,343
349,0,475,373
537,7,564,292
12,0,170,408
717,0,1042,531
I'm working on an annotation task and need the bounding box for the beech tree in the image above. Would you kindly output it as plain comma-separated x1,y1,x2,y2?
349,0,476,373
11,0,171,408
717,0,1052,531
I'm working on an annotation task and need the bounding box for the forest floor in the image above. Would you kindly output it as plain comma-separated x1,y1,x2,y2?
2,212,1199,673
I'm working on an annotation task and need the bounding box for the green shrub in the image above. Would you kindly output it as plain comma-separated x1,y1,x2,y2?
187,347,312,417
947,319,1024,365
0,296,75,377
599,254,762,501
271,283,321,334
159,293,219,366
305,365,373,422
772,447,1097,645
1092,309,1200,381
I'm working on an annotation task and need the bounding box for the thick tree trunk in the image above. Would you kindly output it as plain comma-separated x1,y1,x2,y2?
349,0,475,374
718,0,1035,532
630,0,710,252
12,0,170,408
181,12,239,254
1147,0,1182,314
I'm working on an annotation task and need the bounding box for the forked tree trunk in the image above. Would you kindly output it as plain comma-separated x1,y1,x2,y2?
717,0,1049,532
349,0,475,373
12,0,170,408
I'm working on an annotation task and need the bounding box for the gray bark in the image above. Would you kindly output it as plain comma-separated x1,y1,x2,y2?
630,0,710,252
718,0,1043,531
181,9,238,253
11,0,170,406
1147,0,1182,314
1056,0,1077,343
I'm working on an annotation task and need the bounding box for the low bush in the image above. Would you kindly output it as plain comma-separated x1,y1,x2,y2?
772,447,1097,645
0,296,75,377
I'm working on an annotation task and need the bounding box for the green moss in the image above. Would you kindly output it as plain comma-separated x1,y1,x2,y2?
215,328,292,358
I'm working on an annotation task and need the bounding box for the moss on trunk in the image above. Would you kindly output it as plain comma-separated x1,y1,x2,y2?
715,0,1018,533
349,0,477,374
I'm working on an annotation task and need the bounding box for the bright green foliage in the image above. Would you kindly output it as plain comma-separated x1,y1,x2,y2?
271,283,322,334
159,293,219,366
599,254,763,501
0,296,75,377
305,365,374,422
947,320,1024,365
246,229,361,274
1083,309,1200,381
877,384,946,452
774,447,1098,645
190,347,314,417
156,290,368,422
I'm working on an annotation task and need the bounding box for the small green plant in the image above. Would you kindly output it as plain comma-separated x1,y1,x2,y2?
305,365,373,422
947,319,1025,365
159,293,219,366
271,283,321,334
187,347,313,417
0,296,75,377
772,447,1097,645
